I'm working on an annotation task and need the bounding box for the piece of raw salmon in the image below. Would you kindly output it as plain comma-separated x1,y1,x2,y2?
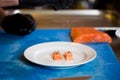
64,51,73,61
52,51,63,60
71,27,112,43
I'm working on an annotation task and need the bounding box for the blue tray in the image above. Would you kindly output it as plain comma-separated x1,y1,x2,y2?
0,29,120,80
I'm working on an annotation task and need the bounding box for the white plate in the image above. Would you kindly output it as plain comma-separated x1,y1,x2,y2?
115,29,120,38
24,42,97,69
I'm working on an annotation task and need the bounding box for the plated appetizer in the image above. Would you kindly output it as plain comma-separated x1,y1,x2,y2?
52,51,73,61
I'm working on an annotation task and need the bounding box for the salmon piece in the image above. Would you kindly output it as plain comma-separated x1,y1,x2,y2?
71,27,112,43
64,51,73,61
52,51,62,60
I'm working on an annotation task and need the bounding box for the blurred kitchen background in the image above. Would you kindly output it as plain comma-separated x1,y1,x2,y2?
70,0,119,27
33,0,120,27
71,0,120,27
4,0,120,27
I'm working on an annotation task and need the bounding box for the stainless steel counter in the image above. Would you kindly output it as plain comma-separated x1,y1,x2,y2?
18,9,114,28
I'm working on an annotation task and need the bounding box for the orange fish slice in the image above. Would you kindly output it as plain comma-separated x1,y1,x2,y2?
71,27,112,43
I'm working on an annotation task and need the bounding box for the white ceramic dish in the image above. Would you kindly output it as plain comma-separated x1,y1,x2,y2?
24,42,97,69
115,29,120,38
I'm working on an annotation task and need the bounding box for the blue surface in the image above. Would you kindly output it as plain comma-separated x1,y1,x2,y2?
0,29,120,80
